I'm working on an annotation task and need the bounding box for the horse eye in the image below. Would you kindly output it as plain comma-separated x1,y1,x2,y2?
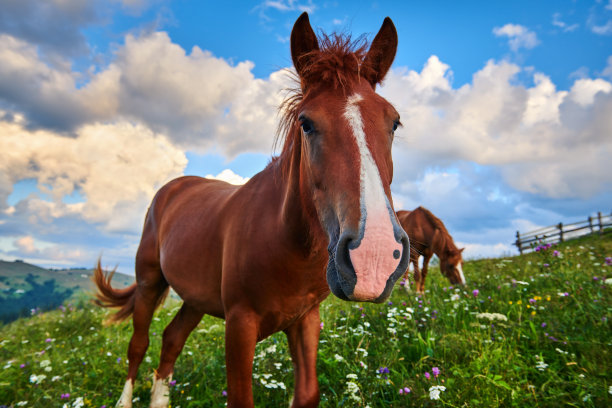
300,117,315,135
392,120,401,132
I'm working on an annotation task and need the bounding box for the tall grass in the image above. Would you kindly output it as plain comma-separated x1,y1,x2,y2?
1,234,611,407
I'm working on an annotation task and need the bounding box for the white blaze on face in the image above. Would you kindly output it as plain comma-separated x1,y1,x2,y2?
456,262,466,285
343,93,402,300
117,379,133,408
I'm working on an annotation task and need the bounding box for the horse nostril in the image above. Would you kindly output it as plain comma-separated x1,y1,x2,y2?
393,249,400,259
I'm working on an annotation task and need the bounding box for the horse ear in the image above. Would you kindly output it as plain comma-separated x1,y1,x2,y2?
460,248,465,253
291,12,320,77
363,17,398,87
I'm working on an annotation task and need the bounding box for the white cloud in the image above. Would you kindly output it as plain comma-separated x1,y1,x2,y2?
205,169,250,185
381,56,612,200
552,13,579,32
258,0,316,13
591,20,612,35
0,115,187,233
602,56,612,80
493,23,540,51
0,31,290,156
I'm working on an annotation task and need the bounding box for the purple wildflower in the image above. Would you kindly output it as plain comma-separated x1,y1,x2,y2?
432,367,440,377
424,372,431,380
541,322,547,328
61,393,70,399
377,367,390,375
169,380,177,387
222,390,227,397
472,289,479,297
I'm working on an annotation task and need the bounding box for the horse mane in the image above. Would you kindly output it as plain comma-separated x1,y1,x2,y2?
275,32,372,177
416,206,459,254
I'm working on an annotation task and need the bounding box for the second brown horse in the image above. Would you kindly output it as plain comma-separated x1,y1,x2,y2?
94,12,409,408
397,207,465,294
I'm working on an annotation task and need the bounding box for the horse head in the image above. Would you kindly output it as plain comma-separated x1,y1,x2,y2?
440,247,466,285
287,13,409,302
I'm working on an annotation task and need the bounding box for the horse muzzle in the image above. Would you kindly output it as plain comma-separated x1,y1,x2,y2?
326,216,409,303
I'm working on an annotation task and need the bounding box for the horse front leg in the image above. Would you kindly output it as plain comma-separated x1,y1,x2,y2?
284,306,321,408
225,309,259,408
419,253,432,294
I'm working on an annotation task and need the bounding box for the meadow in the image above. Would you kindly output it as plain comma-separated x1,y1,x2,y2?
0,233,610,407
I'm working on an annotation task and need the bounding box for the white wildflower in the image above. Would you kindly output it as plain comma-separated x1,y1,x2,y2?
334,354,344,362
345,381,361,403
450,294,460,301
476,313,507,322
536,360,548,371
73,397,85,408
346,373,358,380
515,280,529,285
16,402,28,407
604,278,612,286
429,385,446,400
29,374,46,384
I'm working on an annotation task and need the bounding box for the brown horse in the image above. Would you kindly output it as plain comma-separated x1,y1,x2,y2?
397,207,465,294
93,12,409,408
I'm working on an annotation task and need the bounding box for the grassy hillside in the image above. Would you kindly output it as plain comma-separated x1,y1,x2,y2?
0,233,610,407
0,260,134,323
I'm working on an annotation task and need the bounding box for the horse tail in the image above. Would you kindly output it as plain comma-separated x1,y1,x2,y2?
92,259,138,323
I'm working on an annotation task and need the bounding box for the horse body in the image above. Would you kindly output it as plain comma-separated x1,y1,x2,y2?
95,12,409,408
397,207,465,294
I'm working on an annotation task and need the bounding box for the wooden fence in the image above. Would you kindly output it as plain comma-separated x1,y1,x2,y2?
515,211,612,254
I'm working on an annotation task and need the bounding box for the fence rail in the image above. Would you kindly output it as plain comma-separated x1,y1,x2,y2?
515,211,612,254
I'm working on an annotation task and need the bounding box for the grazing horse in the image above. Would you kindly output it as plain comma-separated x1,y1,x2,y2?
396,207,465,294
93,12,409,408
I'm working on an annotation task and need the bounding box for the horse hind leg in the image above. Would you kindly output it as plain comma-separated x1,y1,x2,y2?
150,303,204,408
117,270,169,408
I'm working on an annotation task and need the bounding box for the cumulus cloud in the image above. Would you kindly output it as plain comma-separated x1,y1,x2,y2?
0,0,103,57
493,23,540,51
205,169,250,185
0,114,187,233
0,31,289,155
381,55,612,200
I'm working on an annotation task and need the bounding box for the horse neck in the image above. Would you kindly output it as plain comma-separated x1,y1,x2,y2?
431,228,457,259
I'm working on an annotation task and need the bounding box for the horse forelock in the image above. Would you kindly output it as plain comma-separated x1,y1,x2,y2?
275,33,374,178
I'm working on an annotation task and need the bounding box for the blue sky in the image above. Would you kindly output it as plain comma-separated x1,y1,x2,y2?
0,0,611,273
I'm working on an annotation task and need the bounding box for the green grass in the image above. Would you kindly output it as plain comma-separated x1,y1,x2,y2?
1,234,611,407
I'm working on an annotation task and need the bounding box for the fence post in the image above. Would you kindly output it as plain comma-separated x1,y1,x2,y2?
558,222,564,242
598,212,603,235
516,231,522,255
588,216,593,234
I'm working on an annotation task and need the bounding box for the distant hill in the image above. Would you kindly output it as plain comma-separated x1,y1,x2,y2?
0,260,134,324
